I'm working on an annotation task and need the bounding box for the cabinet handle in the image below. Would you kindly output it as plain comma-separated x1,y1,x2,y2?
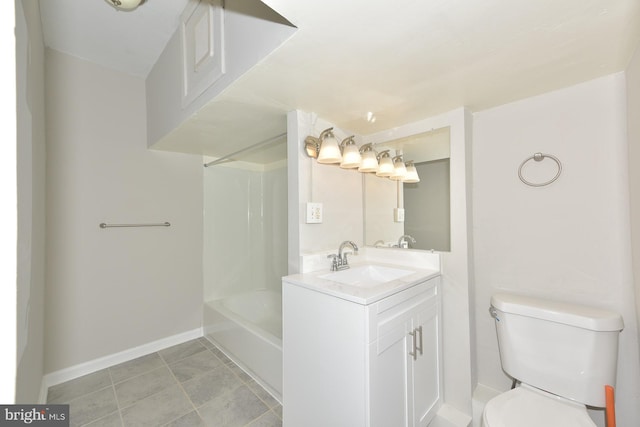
416,326,423,356
408,329,417,361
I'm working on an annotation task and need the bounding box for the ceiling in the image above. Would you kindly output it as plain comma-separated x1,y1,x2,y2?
39,0,640,161
39,0,191,77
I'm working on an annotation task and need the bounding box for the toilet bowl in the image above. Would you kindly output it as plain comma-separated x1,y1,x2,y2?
483,293,623,427
482,384,595,427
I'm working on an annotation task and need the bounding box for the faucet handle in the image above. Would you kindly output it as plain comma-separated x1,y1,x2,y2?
327,254,340,271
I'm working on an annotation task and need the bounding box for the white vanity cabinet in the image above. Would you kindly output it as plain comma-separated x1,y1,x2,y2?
283,274,441,427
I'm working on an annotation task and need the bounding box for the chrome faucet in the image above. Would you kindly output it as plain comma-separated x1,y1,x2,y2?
327,240,359,271
397,234,416,249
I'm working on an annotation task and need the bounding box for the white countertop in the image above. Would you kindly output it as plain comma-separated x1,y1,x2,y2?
282,260,440,305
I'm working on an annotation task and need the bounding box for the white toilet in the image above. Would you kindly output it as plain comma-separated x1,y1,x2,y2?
483,293,624,427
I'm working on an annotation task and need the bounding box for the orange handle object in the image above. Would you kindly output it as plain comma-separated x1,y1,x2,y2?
605,385,616,427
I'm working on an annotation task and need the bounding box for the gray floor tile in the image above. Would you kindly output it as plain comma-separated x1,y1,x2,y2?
115,366,177,408
246,379,279,408
273,405,283,420
120,385,192,427
182,365,242,407
164,410,205,427
197,337,215,349
158,339,206,365
48,338,281,427
205,343,231,363
228,364,253,383
198,385,268,427
246,410,283,427
109,353,165,384
83,411,123,427
69,386,119,427
169,349,222,383
47,369,112,404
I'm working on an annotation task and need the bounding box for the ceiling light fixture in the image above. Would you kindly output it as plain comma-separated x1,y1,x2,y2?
104,0,145,11
366,112,377,123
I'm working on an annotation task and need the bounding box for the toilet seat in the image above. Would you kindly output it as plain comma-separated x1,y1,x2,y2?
483,384,596,427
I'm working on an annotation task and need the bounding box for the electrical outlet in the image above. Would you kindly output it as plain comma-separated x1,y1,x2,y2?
306,202,323,224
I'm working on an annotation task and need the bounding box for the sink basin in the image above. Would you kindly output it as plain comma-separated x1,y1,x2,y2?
319,264,414,287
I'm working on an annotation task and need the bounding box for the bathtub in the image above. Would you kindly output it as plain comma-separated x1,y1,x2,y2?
203,289,282,401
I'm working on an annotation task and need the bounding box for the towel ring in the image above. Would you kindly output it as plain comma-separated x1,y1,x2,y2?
518,152,562,187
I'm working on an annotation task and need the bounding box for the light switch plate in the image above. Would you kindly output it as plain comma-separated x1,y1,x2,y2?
306,202,323,224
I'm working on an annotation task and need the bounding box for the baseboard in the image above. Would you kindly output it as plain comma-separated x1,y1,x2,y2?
471,383,502,427
40,327,203,403
431,403,473,427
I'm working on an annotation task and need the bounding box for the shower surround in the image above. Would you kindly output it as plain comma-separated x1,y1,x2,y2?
203,160,287,400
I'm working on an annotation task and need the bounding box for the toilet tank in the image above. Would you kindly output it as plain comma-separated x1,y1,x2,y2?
490,293,623,408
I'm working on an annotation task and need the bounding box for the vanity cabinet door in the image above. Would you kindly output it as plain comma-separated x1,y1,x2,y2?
370,280,440,427
370,314,412,427
411,299,440,426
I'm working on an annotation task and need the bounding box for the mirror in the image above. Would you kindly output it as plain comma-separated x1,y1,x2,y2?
363,127,451,251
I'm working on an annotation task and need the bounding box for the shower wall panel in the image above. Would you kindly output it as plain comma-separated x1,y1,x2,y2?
204,163,287,301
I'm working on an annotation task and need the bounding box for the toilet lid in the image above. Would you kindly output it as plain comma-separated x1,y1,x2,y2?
483,385,597,427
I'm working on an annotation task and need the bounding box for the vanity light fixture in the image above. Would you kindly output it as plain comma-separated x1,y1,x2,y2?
340,136,362,169
390,155,407,180
403,161,420,183
358,144,379,172
104,0,145,10
376,151,394,177
304,130,419,183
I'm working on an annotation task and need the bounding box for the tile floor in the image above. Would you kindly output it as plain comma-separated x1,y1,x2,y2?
46,337,282,427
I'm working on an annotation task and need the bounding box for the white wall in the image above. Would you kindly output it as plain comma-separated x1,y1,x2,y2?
203,161,287,301
15,0,47,403
472,73,640,426
44,50,204,374
626,42,640,358
0,0,17,404
287,111,364,271
363,173,403,246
